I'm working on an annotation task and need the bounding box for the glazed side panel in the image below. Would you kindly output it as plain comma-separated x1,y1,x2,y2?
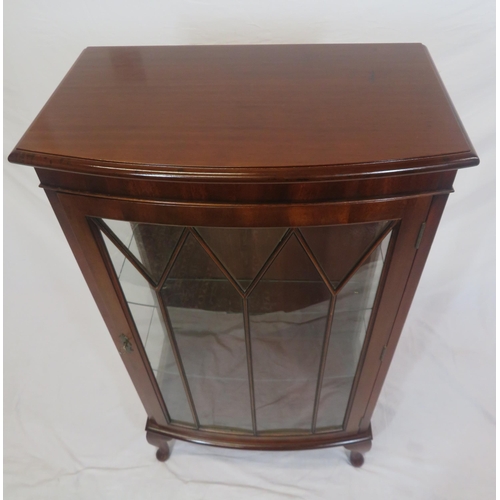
357,193,451,432
43,189,170,429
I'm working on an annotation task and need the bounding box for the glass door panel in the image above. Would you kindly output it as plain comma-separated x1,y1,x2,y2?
95,218,393,435
248,234,330,432
316,231,392,430
161,232,252,432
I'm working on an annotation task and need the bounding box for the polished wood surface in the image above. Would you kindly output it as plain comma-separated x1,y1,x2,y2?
9,44,477,182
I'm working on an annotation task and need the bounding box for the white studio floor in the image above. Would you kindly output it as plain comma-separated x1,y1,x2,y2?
4,1,495,498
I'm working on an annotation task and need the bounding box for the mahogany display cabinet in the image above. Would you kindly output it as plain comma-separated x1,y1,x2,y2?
9,44,478,467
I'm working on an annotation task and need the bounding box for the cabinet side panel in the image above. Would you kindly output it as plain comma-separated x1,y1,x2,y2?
359,193,450,429
345,196,434,432
42,189,169,428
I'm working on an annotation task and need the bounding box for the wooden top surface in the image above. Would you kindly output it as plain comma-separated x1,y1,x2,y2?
9,44,478,182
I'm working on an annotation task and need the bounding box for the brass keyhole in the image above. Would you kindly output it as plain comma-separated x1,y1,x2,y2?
119,334,133,353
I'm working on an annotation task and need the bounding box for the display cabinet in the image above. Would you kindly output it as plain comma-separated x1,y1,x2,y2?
8,44,478,467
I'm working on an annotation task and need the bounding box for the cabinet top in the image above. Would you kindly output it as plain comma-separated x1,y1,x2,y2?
9,44,478,183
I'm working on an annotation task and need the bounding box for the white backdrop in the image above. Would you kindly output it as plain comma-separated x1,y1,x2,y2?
4,1,495,499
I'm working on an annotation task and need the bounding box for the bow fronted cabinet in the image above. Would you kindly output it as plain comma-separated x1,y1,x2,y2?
9,44,478,467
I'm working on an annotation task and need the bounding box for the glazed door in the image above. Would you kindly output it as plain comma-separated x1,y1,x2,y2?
52,192,430,444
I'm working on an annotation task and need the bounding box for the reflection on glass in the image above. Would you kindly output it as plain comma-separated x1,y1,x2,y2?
316,231,392,430
248,234,330,432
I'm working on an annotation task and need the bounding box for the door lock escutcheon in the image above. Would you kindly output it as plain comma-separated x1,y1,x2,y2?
119,334,133,353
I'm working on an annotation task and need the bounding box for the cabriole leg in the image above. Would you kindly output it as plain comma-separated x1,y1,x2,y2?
146,430,173,462
344,440,372,467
